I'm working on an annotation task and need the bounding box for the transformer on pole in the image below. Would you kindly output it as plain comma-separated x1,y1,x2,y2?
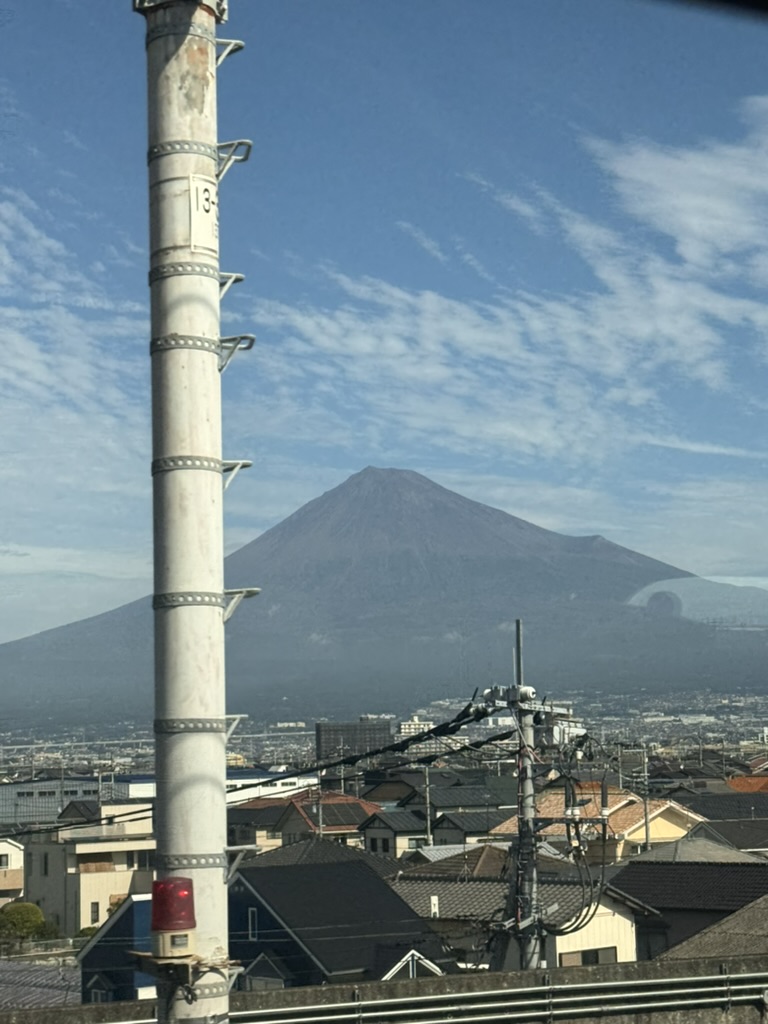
133,1,256,1019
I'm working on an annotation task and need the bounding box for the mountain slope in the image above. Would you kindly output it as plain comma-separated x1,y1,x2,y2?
0,467,758,725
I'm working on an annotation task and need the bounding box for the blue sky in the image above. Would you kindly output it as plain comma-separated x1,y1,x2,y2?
2,0,768,641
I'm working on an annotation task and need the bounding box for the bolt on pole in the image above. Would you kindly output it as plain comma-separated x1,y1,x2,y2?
134,1,231,1020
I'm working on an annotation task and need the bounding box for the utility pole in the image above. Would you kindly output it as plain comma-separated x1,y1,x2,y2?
641,742,651,852
133,2,255,1021
487,620,544,972
487,621,600,972
424,765,433,847
513,620,540,971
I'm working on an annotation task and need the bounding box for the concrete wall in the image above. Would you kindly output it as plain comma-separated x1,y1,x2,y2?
5,954,768,1024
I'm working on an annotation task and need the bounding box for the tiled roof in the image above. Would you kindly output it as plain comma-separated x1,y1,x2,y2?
240,838,399,877
390,876,640,931
403,786,509,810
628,834,764,863
434,811,510,833
238,861,450,975
489,785,700,839
391,877,507,920
228,803,285,828
364,811,427,833
661,891,768,959
400,844,510,880
691,820,768,852
610,862,768,912
0,961,80,1009
672,792,768,819
727,777,768,793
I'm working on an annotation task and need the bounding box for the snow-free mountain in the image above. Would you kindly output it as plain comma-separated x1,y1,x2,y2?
1,467,764,724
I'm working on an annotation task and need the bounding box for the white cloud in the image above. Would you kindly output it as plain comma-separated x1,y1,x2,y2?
396,220,448,264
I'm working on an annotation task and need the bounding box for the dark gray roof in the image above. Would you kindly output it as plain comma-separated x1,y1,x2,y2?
299,804,372,828
627,836,764,864
610,861,768,912
237,861,450,976
390,876,651,930
433,811,510,833
0,961,80,1009
661,891,768,960
241,838,399,877
228,804,285,828
691,819,768,852
58,800,99,821
403,786,508,811
363,811,427,833
391,877,506,920
671,793,768,819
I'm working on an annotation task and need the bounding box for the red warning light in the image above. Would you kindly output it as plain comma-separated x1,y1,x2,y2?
151,876,197,932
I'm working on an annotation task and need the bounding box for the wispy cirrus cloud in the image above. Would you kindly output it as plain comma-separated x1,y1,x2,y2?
396,220,448,264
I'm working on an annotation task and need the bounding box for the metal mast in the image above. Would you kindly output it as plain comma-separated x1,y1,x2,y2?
134,1,254,1020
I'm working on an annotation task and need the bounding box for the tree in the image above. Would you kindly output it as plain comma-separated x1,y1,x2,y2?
0,902,46,948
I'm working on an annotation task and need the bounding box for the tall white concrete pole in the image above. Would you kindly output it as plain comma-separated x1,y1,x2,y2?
134,2,230,1021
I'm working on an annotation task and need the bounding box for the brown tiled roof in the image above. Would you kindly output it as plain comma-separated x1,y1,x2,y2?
728,777,768,793
489,785,701,839
400,843,510,880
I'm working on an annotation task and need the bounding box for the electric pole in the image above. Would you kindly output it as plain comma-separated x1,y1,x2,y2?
133,2,255,1020
488,620,543,971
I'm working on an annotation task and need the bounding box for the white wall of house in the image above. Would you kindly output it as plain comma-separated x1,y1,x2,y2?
0,838,24,906
547,899,637,968
24,802,156,935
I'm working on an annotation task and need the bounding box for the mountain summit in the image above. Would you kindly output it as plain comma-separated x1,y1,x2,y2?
0,467,755,724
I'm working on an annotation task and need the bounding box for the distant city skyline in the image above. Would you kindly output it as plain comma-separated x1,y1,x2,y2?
3,1,768,642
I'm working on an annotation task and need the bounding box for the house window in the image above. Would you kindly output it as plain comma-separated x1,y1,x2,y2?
381,838,390,853
126,852,135,870
90,902,100,925
42,853,49,876
559,947,617,968
0,855,8,868
248,908,259,940
407,838,427,850
266,831,280,840
370,838,378,852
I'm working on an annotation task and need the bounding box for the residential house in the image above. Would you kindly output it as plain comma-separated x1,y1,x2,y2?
431,810,510,846
490,784,704,862
81,856,452,1001
390,847,659,970
23,800,155,935
78,893,156,1003
400,784,515,823
230,861,453,988
360,810,430,857
227,799,286,854
0,838,24,906
274,790,381,847
610,841,768,950
240,836,399,878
